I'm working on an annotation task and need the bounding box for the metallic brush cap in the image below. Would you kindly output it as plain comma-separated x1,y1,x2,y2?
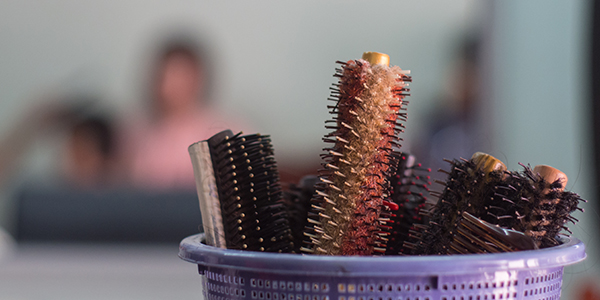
362,52,390,66
471,152,506,174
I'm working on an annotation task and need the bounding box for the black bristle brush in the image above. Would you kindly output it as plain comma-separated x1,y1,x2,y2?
491,164,585,248
383,153,432,255
411,152,585,255
447,164,585,252
189,129,294,253
411,152,510,255
282,175,319,253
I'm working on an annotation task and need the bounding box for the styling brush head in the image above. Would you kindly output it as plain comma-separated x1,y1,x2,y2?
189,130,294,252
412,151,586,255
302,52,411,256
448,163,584,252
412,152,508,255
383,153,432,255
516,164,585,247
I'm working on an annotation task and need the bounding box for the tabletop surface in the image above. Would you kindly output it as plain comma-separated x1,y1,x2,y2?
0,242,203,300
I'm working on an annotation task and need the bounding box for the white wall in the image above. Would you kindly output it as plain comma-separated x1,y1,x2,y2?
0,0,480,168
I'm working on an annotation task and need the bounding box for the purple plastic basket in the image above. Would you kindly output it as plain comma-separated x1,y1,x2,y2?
179,234,585,300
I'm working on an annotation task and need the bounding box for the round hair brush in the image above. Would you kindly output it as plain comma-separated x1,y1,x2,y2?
302,52,411,255
412,152,509,255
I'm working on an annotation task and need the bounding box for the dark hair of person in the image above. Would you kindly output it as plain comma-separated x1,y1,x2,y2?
71,116,115,158
150,37,214,110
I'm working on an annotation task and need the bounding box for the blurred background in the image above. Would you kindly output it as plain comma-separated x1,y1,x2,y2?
0,0,598,299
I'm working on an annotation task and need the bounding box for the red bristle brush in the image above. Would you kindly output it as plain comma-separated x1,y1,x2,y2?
301,52,411,255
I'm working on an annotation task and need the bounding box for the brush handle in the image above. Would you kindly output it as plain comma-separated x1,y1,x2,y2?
189,141,227,248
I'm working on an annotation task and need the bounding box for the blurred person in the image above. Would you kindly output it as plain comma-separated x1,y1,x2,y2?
121,37,246,190
415,35,485,181
62,116,116,188
0,98,116,189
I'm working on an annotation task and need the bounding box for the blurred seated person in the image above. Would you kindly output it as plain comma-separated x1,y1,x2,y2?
415,35,485,181
121,38,246,190
62,115,116,188
0,98,116,189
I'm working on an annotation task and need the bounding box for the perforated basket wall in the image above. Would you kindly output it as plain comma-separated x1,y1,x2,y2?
179,234,585,300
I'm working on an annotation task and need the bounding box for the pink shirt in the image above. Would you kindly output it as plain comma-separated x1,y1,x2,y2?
124,109,245,190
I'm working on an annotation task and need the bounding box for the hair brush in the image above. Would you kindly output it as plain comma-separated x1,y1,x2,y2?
189,129,294,252
412,152,585,255
486,164,585,248
382,152,432,255
446,164,584,253
411,152,510,255
302,52,411,256
282,175,319,253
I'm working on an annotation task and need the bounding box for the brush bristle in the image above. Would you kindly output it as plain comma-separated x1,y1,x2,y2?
449,211,537,254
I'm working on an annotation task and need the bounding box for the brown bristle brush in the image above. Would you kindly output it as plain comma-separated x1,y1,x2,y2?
491,164,585,248
301,52,411,255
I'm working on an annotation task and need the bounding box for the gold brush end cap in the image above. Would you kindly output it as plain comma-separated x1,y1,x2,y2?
362,52,390,66
533,165,568,190
471,152,507,173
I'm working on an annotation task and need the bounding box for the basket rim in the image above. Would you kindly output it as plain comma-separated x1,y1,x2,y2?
179,234,586,276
